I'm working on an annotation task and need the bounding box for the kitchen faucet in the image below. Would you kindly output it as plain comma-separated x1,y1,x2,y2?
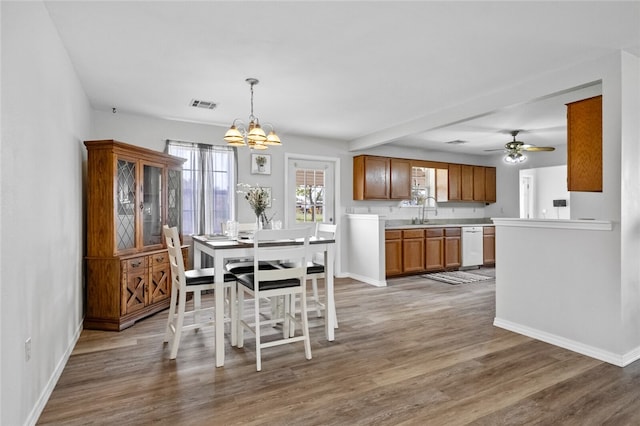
421,196,438,223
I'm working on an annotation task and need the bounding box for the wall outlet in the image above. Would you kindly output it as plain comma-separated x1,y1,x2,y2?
25,337,31,362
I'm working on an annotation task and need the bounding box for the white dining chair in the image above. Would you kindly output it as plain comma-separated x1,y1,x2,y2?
235,227,313,371
162,225,236,359
276,223,338,326
225,222,280,275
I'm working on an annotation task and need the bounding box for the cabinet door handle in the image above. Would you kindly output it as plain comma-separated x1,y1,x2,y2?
131,260,141,267
139,202,144,210
155,256,164,262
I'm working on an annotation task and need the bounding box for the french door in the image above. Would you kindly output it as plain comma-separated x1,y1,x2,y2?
285,156,335,229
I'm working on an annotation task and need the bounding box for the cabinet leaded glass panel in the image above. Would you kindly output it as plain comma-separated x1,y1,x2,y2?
117,159,136,250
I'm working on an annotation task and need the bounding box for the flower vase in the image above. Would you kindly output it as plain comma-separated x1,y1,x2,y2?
256,215,263,230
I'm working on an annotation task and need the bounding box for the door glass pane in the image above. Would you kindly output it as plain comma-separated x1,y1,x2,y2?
117,159,136,250
295,169,324,224
143,164,163,246
167,168,182,231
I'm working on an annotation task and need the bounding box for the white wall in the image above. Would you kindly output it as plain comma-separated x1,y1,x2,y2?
1,2,91,425
494,51,640,364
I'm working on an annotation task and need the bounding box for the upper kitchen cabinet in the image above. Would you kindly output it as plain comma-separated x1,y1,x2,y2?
461,165,474,201
390,158,412,199
353,155,496,203
353,155,389,200
567,95,602,192
484,167,497,203
473,166,486,202
448,163,462,201
448,164,495,203
353,155,411,200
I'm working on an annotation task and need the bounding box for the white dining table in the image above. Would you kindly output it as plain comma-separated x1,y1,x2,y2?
192,234,337,367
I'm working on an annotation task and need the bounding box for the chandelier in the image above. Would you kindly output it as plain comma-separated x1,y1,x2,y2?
224,78,281,150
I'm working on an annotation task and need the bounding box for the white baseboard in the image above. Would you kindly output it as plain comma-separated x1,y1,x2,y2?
346,272,387,287
26,320,83,426
493,317,635,367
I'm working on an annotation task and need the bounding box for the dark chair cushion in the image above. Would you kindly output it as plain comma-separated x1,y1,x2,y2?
225,261,278,275
236,273,301,291
185,267,235,285
278,261,325,275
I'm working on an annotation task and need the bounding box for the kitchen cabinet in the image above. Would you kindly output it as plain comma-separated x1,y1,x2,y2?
390,158,412,199
385,226,467,276
450,164,496,203
354,155,496,203
354,155,411,200
385,230,403,276
444,228,461,269
448,164,462,201
425,228,445,271
461,165,474,201
402,229,425,273
485,167,497,203
473,166,486,202
567,95,602,192
483,226,496,265
84,139,185,330
353,155,389,200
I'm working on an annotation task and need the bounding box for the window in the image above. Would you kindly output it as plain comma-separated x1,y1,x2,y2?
166,141,236,236
295,168,324,223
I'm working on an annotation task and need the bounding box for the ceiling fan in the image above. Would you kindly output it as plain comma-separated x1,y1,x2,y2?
486,130,555,163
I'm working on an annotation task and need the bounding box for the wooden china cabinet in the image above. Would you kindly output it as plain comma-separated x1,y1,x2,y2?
84,140,185,330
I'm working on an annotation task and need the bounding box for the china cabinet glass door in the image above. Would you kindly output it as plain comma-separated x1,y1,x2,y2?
142,164,163,247
116,159,137,251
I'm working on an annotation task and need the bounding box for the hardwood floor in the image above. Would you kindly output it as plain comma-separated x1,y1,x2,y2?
38,269,640,425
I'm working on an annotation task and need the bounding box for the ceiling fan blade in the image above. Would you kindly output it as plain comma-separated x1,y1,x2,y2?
523,146,555,152
484,148,507,152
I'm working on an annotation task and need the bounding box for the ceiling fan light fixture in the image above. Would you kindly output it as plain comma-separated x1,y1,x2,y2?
504,151,526,164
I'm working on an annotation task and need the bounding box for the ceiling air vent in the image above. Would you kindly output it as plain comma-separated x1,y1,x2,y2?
190,99,217,110
445,140,468,145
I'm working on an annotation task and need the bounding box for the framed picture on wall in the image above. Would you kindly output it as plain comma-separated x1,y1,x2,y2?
251,153,271,175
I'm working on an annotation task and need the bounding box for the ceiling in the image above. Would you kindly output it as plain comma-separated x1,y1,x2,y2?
44,1,640,155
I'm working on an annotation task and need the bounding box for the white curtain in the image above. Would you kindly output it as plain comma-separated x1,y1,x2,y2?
166,140,236,236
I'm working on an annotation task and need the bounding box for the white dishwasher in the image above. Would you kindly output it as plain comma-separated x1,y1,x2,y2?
461,226,484,268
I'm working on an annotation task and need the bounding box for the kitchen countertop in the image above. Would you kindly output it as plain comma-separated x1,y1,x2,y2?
384,219,494,230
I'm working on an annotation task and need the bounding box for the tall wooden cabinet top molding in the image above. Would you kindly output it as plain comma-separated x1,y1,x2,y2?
84,139,185,331
566,95,602,192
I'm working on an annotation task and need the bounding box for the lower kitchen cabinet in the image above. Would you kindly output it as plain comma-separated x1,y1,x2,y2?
385,226,473,277
425,228,445,271
483,226,496,265
402,229,425,273
385,230,403,276
444,228,461,269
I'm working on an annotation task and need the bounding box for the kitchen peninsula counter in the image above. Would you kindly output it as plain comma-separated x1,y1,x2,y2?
491,217,623,366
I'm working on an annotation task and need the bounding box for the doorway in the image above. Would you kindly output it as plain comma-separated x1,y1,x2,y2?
285,155,337,229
